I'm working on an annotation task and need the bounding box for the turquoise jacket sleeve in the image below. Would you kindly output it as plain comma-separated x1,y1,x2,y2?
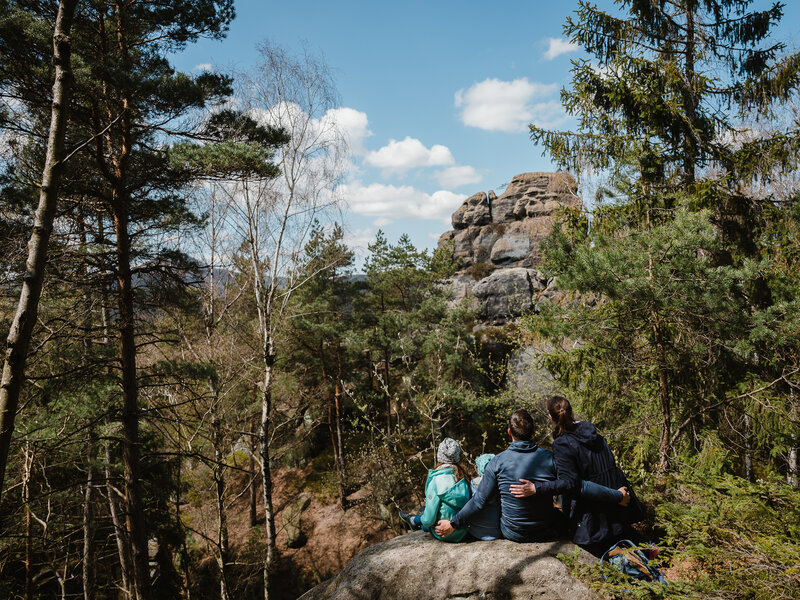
420,479,443,528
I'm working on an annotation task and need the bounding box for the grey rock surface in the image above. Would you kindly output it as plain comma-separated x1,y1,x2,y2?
452,192,492,229
299,531,599,600
472,268,543,324
490,234,531,265
283,493,311,549
437,172,580,323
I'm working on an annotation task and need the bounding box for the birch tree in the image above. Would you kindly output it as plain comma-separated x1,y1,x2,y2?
218,42,348,600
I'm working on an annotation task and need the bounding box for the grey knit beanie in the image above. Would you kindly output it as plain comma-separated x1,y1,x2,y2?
437,438,461,464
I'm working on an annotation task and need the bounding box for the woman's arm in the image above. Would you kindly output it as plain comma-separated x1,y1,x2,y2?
581,480,629,505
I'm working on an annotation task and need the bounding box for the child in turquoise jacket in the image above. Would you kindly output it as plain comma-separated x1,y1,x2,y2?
399,438,471,542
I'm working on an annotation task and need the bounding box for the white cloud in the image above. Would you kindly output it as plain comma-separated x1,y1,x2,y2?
372,216,393,227
339,181,466,224
319,107,372,156
343,227,377,256
529,100,571,129
194,63,212,72
455,78,559,132
435,165,482,188
543,38,579,60
364,137,455,174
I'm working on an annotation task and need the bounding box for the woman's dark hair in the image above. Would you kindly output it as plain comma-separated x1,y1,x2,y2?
509,409,535,441
547,395,577,438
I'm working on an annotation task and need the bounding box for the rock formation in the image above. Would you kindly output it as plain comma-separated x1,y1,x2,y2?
299,531,599,600
439,172,580,324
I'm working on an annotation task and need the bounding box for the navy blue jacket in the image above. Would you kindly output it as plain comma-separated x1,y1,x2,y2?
548,421,642,545
450,441,561,541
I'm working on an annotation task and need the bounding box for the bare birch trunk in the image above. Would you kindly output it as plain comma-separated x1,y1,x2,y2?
259,342,277,600
0,0,78,503
249,420,258,528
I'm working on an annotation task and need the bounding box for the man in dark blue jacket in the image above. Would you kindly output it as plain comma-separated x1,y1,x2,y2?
434,409,625,542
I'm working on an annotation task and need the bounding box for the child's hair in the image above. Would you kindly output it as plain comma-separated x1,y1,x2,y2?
437,459,473,483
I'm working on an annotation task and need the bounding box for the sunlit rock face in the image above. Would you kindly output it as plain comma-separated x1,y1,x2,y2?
298,530,599,600
439,172,580,324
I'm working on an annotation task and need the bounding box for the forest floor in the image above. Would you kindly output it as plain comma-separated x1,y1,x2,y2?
188,460,395,598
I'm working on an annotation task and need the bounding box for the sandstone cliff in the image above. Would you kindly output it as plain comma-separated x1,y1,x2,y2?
299,531,599,600
438,172,580,324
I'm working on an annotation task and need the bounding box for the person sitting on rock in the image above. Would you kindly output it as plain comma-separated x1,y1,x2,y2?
509,396,647,556
464,453,502,541
435,408,628,543
399,438,472,542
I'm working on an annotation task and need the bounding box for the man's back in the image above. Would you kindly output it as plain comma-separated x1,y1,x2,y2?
490,440,560,541
449,440,561,542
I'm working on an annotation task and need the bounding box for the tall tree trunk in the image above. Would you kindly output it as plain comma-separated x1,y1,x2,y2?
23,442,34,600
259,342,277,600
249,419,258,528
105,439,133,598
743,412,754,483
211,399,231,600
789,446,799,488
682,2,697,187
647,234,672,474
0,0,78,503
384,347,391,435
83,430,97,600
111,198,152,600
334,351,347,509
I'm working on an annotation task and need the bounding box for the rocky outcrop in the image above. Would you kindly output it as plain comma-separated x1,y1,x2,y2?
299,531,599,600
439,172,579,324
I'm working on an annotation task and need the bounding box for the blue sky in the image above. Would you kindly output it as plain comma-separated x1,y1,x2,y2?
170,0,800,261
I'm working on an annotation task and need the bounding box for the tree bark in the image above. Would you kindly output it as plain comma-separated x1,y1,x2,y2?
249,419,258,528
211,399,231,600
789,446,799,488
681,2,697,186
83,430,97,600
105,439,133,598
106,4,151,597
23,443,34,600
334,351,347,509
0,0,79,503
743,412,754,483
259,343,277,600
111,198,152,600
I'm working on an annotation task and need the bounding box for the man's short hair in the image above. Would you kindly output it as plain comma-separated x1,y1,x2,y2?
509,409,535,441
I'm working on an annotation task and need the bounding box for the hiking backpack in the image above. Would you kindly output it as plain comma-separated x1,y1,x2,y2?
601,539,667,584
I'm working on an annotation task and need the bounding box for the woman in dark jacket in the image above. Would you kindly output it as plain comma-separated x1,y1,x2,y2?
511,395,646,556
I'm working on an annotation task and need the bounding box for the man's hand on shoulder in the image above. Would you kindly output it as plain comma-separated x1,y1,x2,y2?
509,479,536,498
434,520,454,537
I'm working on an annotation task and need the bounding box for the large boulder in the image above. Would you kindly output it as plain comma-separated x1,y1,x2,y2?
452,192,492,229
438,172,580,320
299,531,599,600
472,268,548,324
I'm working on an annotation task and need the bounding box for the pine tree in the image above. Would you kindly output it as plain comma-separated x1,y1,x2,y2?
529,0,800,474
